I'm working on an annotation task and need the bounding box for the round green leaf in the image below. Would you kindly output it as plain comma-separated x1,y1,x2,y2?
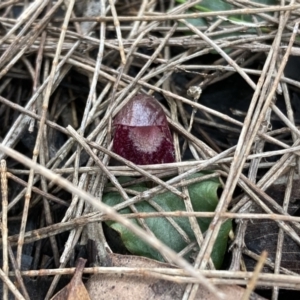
103,173,232,269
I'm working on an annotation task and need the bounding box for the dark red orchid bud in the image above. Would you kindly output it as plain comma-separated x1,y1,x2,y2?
113,94,175,165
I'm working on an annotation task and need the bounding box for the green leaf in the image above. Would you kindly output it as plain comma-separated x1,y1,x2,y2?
103,173,232,269
175,0,277,36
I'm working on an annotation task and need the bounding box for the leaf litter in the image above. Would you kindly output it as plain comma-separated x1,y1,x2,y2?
0,0,300,299
86,253,266,300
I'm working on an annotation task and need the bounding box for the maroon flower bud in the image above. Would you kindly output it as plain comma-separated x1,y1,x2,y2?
113,94,175,165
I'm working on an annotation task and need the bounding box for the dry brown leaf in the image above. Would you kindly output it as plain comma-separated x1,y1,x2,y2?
51,258,90,300
244,182,300,273
86,253,266,300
